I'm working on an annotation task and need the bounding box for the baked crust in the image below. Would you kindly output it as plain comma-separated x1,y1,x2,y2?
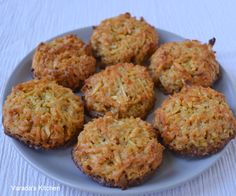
32,34,96,90
153,85,236,157
72,115,164,189
91,13,158,67
3,79,84,149
149,39,220,94
82,63,155,119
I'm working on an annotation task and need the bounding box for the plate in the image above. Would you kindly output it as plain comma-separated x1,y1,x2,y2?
2,27,236,195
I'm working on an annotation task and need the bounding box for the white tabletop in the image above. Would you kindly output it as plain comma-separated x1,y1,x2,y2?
1,0,236,195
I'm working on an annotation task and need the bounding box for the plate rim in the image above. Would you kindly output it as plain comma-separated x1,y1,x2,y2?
1,26,235,195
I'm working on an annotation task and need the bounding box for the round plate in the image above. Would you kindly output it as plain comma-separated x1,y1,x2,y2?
2,27,236,195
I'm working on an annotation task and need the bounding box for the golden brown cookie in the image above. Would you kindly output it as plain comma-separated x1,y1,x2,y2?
149,39,220,94
91,13,158,67
32,34,96,90
72,115,164,189
153,85,236,157
82,63,155,119
3,79,84,149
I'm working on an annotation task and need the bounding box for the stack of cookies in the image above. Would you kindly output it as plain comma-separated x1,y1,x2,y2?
3,13,236,190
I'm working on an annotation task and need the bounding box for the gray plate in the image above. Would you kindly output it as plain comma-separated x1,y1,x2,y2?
2,27,236,195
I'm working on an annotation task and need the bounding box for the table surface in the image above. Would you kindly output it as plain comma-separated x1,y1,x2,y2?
1,0,236,195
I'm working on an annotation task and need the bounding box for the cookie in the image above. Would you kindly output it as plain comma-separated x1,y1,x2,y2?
32,34,96,90
153,85,236,157
72,115,164,189
91,13,158,67
3,79,84,149
82,63,155,118
149,39,220,94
